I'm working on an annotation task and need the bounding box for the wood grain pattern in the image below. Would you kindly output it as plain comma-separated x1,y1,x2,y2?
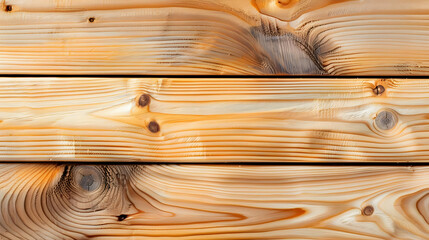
2,77,429,162
1,164,429,239
1,0,428,75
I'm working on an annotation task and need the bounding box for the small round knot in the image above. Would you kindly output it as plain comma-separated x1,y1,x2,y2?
117,214,128,221
4,5,12,12
88,17,95,22
138,94,151,107
148,121,160,133
375,110,397,131
373,85,385,95
362,205,374,216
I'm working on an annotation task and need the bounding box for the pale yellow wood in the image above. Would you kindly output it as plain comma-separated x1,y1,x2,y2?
1,164,429,239
0,77,428,162
0,0,428,74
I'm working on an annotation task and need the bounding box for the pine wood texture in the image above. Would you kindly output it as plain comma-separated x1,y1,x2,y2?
1,0,428,75
1,77,429,162
1,164,429,239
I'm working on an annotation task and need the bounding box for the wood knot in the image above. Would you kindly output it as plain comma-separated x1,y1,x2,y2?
373,85,385,95
88,17,95,23
375,110,397,131
4,5,12,12
117,214,128,221
75,166,102,192
362,205,374,216
148,121,160,133
138,94,151,107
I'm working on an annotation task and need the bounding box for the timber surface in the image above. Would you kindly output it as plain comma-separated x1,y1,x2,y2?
1,1,428,239
1,164,429,239
0,0,428,75
1,77,429,162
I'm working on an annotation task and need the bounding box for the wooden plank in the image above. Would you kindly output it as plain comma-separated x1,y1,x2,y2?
1,77,429,162
1,164,429,239
0,0,428,75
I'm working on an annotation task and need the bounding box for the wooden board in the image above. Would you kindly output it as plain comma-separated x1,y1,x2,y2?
3,77,429,162
1,164,429,239
0,0,428,75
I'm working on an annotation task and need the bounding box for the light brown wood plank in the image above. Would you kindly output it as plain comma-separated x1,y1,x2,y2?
0,0,428,75
1,77,429,162
1,164,429,239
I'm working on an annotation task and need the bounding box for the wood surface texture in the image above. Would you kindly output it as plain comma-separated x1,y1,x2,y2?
0,0,428,75
2,0,429,238
2,164,429,239
1,77,429,162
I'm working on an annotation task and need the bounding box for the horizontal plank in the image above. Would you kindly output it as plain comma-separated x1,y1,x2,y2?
1,164,429,239
1,77,429,162
0,0,428,75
